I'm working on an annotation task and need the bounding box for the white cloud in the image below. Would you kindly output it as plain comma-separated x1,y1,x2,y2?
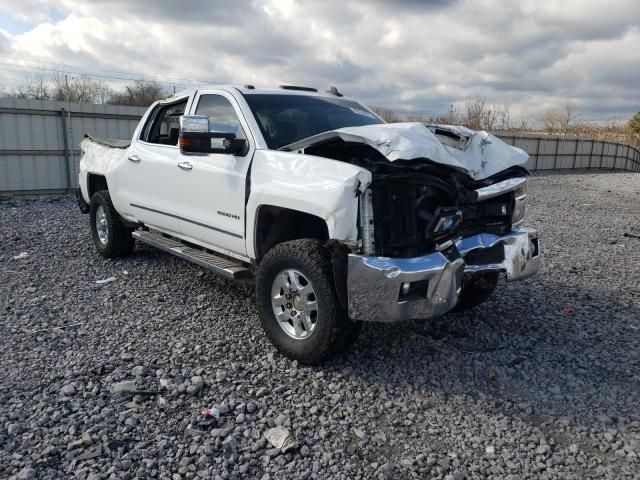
1,0,638,121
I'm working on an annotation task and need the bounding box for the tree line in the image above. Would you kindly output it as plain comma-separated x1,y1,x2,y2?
5,71,167,107
372,98,640,146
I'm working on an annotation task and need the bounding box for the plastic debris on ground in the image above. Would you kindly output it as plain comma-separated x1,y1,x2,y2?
112,380,137,393
95,276,116,285
201,407,220,418
562,306,573,315
32,322,82,334
13,252,29,260
264,426,297,453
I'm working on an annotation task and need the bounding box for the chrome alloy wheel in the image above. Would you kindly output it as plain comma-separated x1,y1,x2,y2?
271,269,319,339
95,205,109,245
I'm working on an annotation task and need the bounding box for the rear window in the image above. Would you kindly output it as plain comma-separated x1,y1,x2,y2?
243,94,383,149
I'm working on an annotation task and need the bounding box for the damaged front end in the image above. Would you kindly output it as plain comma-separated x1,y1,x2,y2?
347,173,540,322
283,122,541,323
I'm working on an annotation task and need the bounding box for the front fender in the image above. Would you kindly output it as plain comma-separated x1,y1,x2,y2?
246,150,371,259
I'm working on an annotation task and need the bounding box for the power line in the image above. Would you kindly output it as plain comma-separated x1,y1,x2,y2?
0,53,223,85
0,54,214,84
0,62,189,85
0,56,224,87
0,62,202,88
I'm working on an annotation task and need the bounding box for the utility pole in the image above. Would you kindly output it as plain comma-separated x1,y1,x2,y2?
64,72,75,192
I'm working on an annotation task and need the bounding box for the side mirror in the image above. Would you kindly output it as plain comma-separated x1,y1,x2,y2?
179,115,246,155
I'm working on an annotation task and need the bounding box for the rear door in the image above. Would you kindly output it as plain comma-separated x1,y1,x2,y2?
124,97,189,234
173,90,255,255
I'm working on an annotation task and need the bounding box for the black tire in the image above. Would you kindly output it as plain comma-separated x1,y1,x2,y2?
453,272,499,312
256,239,361,364
89,190,135,258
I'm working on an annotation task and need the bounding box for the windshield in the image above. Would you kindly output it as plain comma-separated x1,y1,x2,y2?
243,93,383,149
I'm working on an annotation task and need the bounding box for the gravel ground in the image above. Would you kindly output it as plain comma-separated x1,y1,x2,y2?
1,171,639,480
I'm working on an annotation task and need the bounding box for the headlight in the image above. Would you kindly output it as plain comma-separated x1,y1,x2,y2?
432,208,463,234
511,182,527,226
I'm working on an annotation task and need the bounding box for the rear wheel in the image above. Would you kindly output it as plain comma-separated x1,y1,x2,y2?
453,272,499,312
90,190,134,258
256,239,361,364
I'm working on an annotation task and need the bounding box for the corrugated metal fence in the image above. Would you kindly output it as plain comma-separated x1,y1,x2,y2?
0,98,146,195
494,131,640,173
1,99,639,195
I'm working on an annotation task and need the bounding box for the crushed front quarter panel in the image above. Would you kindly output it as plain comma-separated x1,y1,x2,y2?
245,149,372,258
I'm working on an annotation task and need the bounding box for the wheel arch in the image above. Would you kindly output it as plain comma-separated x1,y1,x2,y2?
253,205,330,263
87,173,109,198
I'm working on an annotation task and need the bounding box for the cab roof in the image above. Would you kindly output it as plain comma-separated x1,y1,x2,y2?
168,84,353,102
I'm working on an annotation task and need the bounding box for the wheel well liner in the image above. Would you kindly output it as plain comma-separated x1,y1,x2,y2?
87,173,108,197
255,206,329,261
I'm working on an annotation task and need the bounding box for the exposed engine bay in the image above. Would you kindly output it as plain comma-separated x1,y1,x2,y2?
282,123,529,257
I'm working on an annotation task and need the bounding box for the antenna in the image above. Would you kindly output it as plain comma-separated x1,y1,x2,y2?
327,86,343,97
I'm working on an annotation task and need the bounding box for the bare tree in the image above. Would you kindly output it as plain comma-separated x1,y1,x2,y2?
464,96,498,130
517,105,532,131
464,97,485,130
540,99,581,133
51,73,103,103
95,82,113,104
370,106,400,123
9,74,164,106
13,71,51,100
108,80,167,107
496,103,512,130
405,113,427,122
9,71,112,104
560,100,580,131
540,108,560,132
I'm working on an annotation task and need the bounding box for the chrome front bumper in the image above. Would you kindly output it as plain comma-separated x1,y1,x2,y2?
347,227,540,322
456,227,541,281
347,251,464,323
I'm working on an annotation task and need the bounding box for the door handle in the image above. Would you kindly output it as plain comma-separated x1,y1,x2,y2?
178,161,193,171
128,155,141,163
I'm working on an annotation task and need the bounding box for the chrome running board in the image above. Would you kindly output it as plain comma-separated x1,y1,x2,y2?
133,230,251,280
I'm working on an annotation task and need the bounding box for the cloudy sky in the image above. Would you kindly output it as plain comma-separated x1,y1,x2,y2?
0,0,638,122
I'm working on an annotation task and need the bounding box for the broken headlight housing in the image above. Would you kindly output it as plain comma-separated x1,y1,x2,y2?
432,208,463,234
511,181,528,227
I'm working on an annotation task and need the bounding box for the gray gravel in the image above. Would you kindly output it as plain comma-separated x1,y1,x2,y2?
2,171,640,479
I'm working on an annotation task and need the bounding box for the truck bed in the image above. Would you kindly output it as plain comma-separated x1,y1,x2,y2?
83,135,131,149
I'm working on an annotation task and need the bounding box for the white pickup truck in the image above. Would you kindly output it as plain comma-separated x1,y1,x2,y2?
76,84,540,363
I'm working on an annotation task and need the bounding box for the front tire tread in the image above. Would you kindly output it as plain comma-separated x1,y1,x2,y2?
256,239,360,364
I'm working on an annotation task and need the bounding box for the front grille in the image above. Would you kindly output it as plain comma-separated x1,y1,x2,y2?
365,172,520,258
459,191,514,237
370,178,457,257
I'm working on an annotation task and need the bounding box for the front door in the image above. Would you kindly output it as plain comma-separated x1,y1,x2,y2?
174,91,254,256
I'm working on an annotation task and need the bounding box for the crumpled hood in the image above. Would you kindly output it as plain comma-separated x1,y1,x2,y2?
286,122,529,180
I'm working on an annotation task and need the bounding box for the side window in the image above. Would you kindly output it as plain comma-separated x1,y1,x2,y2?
195,95,246,140
142,99,188,145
